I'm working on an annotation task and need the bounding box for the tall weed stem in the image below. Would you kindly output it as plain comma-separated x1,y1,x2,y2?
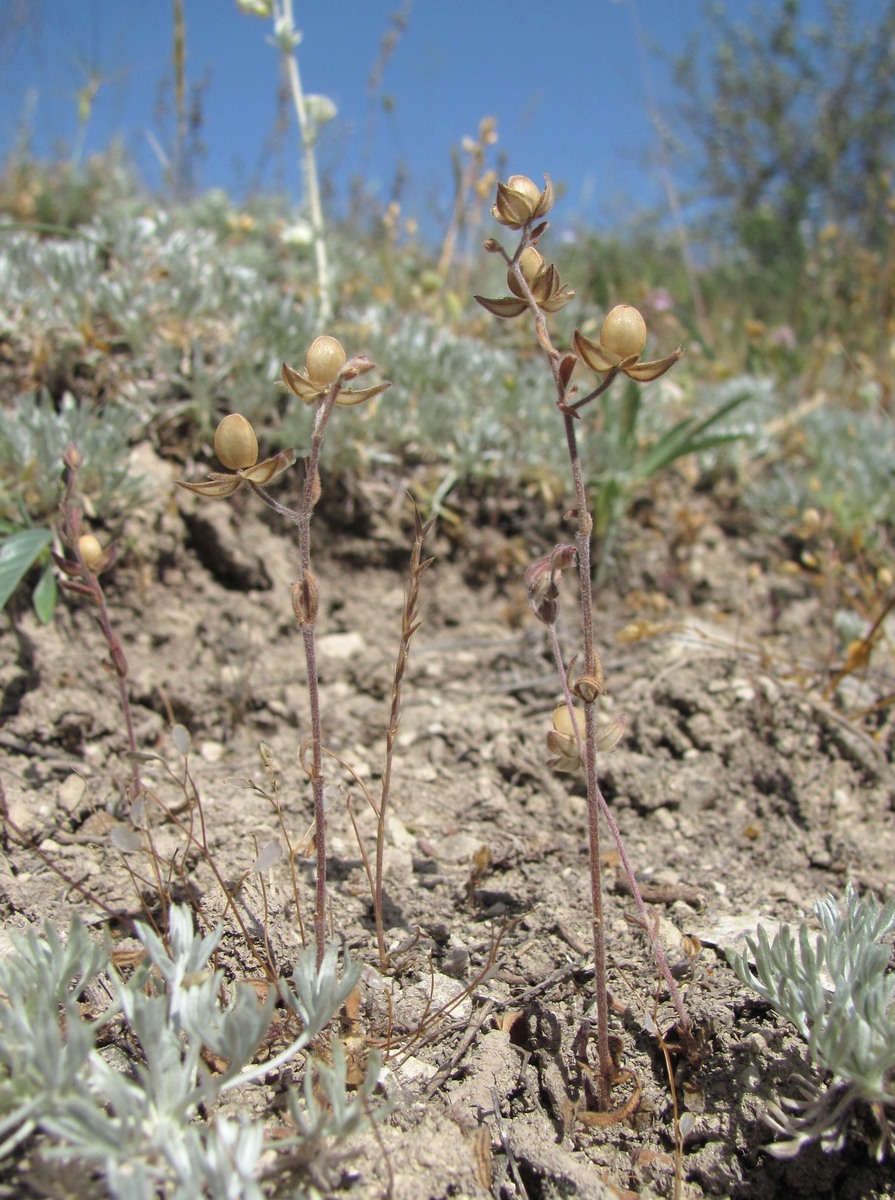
57,450,142,807
373,510,433,967
252,385,339,969
485,196,690,1102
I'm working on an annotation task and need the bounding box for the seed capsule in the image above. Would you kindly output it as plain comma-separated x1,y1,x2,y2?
214,414,258,470
600,305,647,360
305,335,347,384
78,534,105,573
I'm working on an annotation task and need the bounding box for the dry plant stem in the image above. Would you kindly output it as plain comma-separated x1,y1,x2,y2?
374,511,432,967
91,577,142,804
59,470,142,806
505,235,691,1102
280,0,332,323
252,384,340,969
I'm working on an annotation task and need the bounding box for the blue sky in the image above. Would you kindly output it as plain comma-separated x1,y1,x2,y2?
0,1,872,236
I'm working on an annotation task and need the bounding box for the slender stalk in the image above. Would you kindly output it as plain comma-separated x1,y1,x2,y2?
502,225,691,1106
373,511,432,967
58,457,142,807
278,0,332,323
92,579,142,805
252,384,339,969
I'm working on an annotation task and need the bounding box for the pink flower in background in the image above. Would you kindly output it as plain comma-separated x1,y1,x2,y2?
769,324,797,350
644,287,674,313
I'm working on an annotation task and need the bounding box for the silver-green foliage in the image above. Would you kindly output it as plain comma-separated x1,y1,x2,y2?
0,390,145,622
0,906,379,1198
729,883,895,1160
0,390,143,528
748,402,895,539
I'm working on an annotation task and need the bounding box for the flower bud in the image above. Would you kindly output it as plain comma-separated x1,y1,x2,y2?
600,305,647,361
525,558,559,625
78,534,105,573
63,444,82,471
214,414,258,470
306,335,347,385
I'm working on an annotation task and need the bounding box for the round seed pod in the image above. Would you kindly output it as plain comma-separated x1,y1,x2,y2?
506,175,541,205
305,335,347,384
78,534,105,572
600,305,647,360
214,414,258,470
508,246,546,297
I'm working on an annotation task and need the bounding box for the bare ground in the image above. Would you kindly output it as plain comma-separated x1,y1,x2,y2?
2,443,895,1199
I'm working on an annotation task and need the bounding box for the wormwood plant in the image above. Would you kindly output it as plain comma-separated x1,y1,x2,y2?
476,174,692,1107
178,336,389,968
0,904,377,1198
729,882,895,1161
0,391,143,622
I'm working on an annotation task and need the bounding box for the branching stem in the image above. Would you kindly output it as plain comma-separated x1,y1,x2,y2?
504,225,690,1105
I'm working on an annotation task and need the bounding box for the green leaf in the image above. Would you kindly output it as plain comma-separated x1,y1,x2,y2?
0,529,53,614
636,390,753,480
32,562,57,624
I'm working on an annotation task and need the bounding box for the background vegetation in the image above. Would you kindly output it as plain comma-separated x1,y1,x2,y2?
0,0,893,606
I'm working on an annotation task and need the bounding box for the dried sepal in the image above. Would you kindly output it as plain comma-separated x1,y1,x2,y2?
175,447,296,499
292,571,319,626
176,474,244,498
573,329,631,374
339,354,376,382
547,704,586,773
572,650,605,703
474,294,529,319
335,381,391,407
558,353,578,390
60,579,98,601
595,714,626,754
282,360,327,404
623,349,684,382
239,448,297,484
